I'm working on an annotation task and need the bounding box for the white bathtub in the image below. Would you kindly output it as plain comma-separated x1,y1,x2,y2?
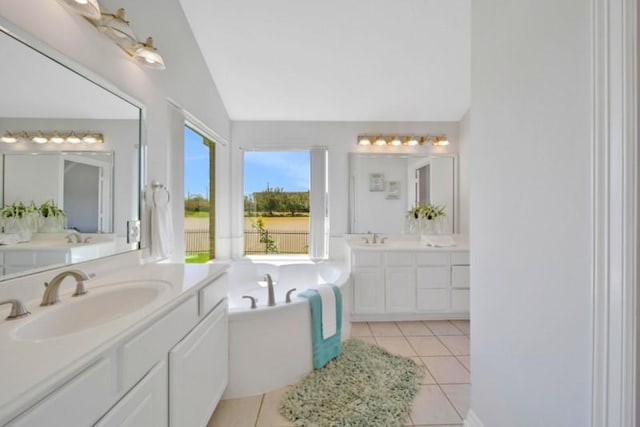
224,260,351,398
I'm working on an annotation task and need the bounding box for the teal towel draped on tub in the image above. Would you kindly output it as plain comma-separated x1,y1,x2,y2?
299,286,342,369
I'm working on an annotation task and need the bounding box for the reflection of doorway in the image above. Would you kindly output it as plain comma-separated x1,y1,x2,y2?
64,161,102,232
415,163,431,206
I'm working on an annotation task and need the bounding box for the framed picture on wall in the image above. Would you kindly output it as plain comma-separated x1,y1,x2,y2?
385,181,400,199
369,173,385,192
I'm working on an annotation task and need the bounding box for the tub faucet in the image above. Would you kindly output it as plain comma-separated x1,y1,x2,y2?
66,231,90,244
265,274,276,307
41,269,90,306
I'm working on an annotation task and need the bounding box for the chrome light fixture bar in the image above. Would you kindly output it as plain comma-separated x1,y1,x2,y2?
1,131,103,145
95,8,137,49
357,135,449,147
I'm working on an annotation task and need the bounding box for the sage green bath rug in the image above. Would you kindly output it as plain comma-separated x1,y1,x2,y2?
279,338,424,427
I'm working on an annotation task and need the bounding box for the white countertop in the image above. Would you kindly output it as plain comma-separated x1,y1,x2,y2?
346,234,469,251
0,262,228,422
0,233,115,252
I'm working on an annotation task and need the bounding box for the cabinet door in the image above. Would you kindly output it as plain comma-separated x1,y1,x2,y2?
96,360,168,427
352,269,385,314
169,301,228,427
385,267,416,313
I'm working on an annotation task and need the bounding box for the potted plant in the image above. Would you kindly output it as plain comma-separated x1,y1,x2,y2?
0,201,38,242
406,203,447,235
38,200,66,232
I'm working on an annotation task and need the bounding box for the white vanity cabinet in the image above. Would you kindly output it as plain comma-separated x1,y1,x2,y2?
4,270,229,427
350,247,470,320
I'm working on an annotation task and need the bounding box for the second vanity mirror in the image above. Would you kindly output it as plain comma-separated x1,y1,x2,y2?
0,27,142,280
349,153,456,234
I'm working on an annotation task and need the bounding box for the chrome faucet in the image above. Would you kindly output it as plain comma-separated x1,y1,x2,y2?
372,233,379,244
0,299,30,320
41,269,90,306
265,274,276,307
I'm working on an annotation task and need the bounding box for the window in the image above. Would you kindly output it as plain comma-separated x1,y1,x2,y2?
184,125,215,263
243,148,327,258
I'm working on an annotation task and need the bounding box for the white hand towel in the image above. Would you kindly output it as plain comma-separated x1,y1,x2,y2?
150,188,174,259
317,285,337,339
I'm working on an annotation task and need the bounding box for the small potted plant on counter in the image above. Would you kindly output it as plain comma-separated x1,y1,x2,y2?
38,200,66,233
406,203,447,236
0,201,39,242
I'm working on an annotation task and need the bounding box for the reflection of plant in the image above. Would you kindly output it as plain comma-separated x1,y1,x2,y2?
407,204,446,220
38,200,66,218
1,201,37,219
252,217,278,253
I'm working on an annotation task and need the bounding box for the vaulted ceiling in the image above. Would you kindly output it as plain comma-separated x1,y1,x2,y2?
180,0,470,122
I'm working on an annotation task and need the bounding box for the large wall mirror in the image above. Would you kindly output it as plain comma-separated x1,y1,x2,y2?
0,27,142,281
349,153,456,234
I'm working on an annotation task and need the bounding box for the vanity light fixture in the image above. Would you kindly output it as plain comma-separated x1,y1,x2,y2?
131,37,166,70
357,136,372,146
31,132,49,144
432,136,450,146
57,0,101,20
55,1,166,70
0,131,104,145
96,8,137,49
374,136,387,146
356,134,450,148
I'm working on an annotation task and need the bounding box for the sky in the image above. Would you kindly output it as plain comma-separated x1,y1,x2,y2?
184,127,310,197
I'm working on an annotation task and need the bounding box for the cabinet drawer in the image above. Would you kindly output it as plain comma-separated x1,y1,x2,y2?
451,266,470,288
416,289,450,311
415,252,450,266
451,289,470,312
416,266,450,289
451,251,470,265
199,272,228,316
36,251,69,266
352,251,382,267
384,252,414,266
122,296,198,391
8,358,113,427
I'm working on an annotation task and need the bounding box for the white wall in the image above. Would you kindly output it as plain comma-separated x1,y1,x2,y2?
231,121,459,258
457,110,470,235
0,0,231,255
469,1,591,426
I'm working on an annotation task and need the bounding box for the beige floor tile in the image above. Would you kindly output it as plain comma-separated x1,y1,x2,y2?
375,336,417,357
410,358,437,385
438,335,470,356
456,355,471,372
423,320,464,336
421,357,470,384
397,321,433,336
369,321,403,336
256,386,296,427
353,336,377,345
208,395,262,427
410,385,462,425
407,336,452,356
451,320,470,335
441,384,471,418
350,322,373,337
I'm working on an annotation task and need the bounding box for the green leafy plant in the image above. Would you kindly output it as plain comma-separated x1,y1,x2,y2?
252,217,278,253
407,203,446,220
38,200,66,218
0,201,37,219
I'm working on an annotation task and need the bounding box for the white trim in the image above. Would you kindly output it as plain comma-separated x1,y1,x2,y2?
166,98,229,146
463,409,485,427
591,0,638,425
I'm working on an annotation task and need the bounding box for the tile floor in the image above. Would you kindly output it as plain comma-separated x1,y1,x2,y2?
208,320,470,427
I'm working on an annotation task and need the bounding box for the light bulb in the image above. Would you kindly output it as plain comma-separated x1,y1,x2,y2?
358,137,371,146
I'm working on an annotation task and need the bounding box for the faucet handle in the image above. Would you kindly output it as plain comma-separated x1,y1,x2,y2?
285,288,297,303
83,237,91,244
242,295,257,309
0,299,30,320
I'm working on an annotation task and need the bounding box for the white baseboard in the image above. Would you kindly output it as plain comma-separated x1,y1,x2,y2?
464,409,485,427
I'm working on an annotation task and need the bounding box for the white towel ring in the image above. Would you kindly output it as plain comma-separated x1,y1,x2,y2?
150,181,170,205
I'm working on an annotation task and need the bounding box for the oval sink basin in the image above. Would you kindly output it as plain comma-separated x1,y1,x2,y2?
12,280,170,342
